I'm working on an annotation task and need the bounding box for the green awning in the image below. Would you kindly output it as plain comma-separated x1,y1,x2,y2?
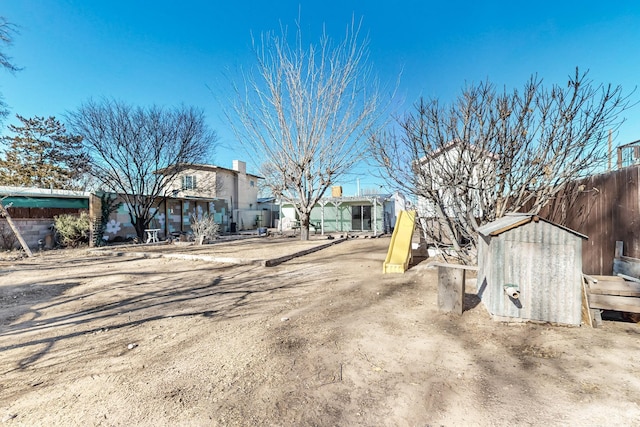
1,196,89,209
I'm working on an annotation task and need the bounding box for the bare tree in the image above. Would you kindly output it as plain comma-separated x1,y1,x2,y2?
229,18,387,240
0,16,21,124
372,69,632,263
66,99,216,240
0,17,19,73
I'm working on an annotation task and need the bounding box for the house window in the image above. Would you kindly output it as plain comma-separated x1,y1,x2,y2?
250,180,255,187
182,175,197,190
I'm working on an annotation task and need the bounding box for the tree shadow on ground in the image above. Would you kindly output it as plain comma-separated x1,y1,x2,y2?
0,258,325,370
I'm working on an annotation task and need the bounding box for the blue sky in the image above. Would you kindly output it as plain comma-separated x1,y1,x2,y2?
2,1,640,196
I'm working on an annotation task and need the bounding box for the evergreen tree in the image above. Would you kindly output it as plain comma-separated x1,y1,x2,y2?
0,115,90,189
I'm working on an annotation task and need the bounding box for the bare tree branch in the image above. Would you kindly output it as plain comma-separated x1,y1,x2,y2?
0,17,20,74
228,17,389,240
372,69,633,263
66,98,217,240
0,16,21,124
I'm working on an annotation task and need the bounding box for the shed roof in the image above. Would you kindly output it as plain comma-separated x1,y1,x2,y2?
1,196,88,209
0,186,91,209
477,213,588,239
0,186,91,198
279,193,395,207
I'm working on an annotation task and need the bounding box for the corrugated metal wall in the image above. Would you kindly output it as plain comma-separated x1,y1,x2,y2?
479,221,583,325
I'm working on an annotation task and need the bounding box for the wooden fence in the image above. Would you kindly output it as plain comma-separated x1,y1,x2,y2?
5,207,86,218
541,165,640,276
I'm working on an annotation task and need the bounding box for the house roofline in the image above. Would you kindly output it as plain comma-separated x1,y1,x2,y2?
155,163,263,179
418,140,500,164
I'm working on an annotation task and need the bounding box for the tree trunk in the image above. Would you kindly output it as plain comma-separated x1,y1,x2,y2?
299,213,310,241
134,218,147,242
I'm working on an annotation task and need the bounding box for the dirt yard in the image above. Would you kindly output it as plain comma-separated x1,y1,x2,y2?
1,236,640,426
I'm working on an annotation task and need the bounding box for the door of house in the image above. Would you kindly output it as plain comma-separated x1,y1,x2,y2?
351,205,372,231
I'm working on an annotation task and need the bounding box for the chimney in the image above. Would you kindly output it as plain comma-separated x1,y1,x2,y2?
232,160,246,174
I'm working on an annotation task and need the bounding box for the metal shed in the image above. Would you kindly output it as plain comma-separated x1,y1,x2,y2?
477,214,587,325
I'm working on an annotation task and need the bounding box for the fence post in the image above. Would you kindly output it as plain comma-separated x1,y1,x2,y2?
0,201,33,257
437,265,465,315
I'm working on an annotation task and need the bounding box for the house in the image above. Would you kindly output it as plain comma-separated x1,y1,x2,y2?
278,190,406,234
96,192,229,241
2,159,261,250
0,185,231,247
159,160,263,231
616,138,640,169
416,141,498,219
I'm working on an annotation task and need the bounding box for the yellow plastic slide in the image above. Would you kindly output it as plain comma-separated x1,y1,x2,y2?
383,210,416,274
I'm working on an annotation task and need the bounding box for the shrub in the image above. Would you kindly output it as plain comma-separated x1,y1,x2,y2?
53,212,91,247
190,212,220,245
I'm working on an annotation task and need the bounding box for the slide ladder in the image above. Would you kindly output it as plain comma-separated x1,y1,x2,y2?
383,210,416,274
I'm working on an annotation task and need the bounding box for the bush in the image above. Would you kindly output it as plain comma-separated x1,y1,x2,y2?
53,212,91,247
190,213,220,245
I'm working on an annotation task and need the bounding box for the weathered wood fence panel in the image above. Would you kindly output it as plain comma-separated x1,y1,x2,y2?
438,266,465,315
6,207,86,218
542,165,640,276
433,263,478,316
586,274,640,314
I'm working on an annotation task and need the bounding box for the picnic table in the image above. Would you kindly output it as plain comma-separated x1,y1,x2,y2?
290,221,320,234
144,228,161,243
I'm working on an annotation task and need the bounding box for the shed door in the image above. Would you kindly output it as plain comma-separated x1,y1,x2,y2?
351,205,371,231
